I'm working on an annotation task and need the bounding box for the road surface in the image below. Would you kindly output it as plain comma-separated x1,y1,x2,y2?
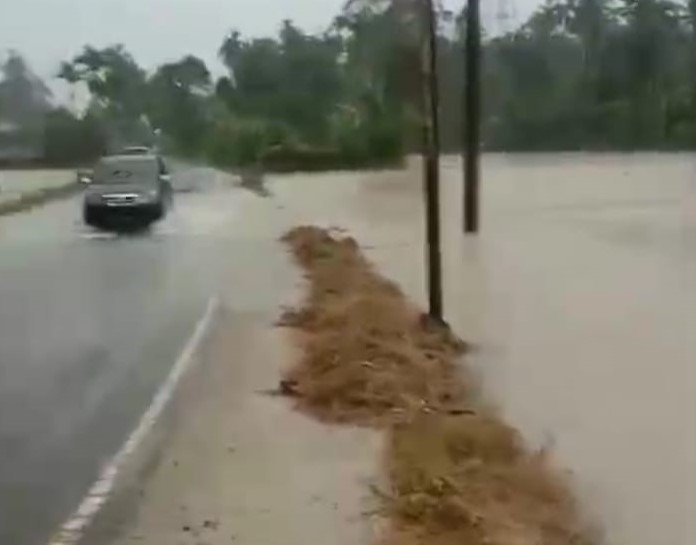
0,165,242,545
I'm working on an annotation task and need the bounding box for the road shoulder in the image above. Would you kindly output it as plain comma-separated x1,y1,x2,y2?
90,305,381,545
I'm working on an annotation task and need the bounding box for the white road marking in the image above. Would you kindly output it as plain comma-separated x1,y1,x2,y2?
47,296,220,545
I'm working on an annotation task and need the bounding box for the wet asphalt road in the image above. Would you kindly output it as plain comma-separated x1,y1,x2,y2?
0,166,237,545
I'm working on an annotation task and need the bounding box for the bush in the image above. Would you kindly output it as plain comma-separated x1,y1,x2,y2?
204,110,406,172
332,108,405,165
261,140,404,172
260,143,347,171
43,109,107,165
205,117,296,168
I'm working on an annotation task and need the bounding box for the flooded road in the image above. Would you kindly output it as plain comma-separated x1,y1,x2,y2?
0,166,257,545
260,153,696,545
2,154,694,545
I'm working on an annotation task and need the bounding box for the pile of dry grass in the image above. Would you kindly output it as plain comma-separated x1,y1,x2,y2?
280,226,466,423
385,413,592,545
280,225,595,545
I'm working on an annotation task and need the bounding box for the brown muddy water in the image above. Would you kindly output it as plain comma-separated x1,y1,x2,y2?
5,155,694,545
263,153,696,545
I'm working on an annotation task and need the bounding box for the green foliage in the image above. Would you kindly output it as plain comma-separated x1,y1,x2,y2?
474,0,696,150
0,51,52,161
259,140,403,172
331,106,405,164
204,108,405,172
0,51,51,126
211,5,418,169
43,109,107,164
218,21,343,143
205,117,295,167
58,45,152,150
148,55,212,155
45,3,418,169
260,145,348,172
41,0,696,169
59,45,147,118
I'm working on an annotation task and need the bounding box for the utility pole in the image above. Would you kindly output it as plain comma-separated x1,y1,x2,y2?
423,0,443,321
463,0,482,233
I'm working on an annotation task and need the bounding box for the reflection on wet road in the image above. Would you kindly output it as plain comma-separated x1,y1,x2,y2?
0,166,241,545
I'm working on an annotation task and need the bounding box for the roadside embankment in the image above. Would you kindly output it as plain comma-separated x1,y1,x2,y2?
0,170,80,216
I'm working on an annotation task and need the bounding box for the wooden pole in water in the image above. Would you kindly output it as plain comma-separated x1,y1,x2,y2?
463,0,481,233
423,0,443,321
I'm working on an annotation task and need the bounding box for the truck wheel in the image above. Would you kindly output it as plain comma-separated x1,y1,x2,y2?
151,203,164,221
83,206,101,227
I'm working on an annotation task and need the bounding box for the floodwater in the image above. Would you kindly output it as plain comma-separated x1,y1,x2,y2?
2,154,694,545
264,153,696,545
442,154,696,545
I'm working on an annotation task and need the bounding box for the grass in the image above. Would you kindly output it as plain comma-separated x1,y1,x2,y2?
279,226,596,545
0,182,81,217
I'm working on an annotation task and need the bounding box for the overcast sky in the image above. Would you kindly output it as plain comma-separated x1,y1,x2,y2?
1,0,539,85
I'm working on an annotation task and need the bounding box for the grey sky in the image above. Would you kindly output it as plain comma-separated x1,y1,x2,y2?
1,0,539,86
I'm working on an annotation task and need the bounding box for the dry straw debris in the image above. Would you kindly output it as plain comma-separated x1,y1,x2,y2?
279,225,596,545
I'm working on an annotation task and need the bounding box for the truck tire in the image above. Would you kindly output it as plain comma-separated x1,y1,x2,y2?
150,203,164,221
83,206,101,227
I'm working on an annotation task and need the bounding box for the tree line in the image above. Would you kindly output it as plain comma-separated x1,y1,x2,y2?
480,0,696,150
2,0,696,169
